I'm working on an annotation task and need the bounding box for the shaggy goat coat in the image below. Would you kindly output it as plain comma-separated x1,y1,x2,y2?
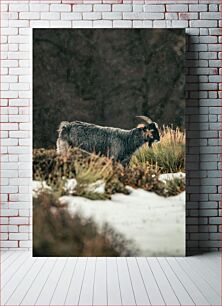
57,121,152,164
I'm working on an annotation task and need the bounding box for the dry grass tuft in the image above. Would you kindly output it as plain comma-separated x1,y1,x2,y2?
131,126,185,173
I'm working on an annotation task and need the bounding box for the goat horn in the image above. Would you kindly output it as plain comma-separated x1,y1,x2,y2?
136,116,153,124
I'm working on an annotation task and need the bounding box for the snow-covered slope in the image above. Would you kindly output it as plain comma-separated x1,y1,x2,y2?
33,173,185,256
61,188,185,256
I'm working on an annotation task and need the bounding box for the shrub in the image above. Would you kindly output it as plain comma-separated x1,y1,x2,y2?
162,177,185,197
131,126,185,173
33,148,128,199
33,146,185,198
33,191,137,256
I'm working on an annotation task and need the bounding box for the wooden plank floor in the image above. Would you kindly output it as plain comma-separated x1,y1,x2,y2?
1,251,220,306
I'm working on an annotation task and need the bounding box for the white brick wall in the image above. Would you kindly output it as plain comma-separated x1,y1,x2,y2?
0,0,221,254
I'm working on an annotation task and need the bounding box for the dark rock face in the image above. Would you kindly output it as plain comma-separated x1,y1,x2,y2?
33,29,185,148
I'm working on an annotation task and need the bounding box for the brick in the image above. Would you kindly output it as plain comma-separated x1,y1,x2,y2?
19,241,31,248
210,233,221,240
9,99,29,107
200,83,218,90
18,139,30,146
143,21,152,28
2,123,18,131
50,4,71,12
30,20,50,28
93,20,112,28
61,12,82,20
190,20,217,28
201,163,218,172
123,12,164,19
19,28,31,36
72,20,93,28
200,202,218,209
0,131,8,138
10,178,31,186
133,5,142,12
153,20,172,28
1,91,18,99
172,20,188,28
209,75,221,82
200,12,221,19
199,36,217,44
189,4,207,11
50,21,72,28
41,12,60,20
191,67,218,75
2,28,18,36
133,20,143,28
19,209,30,217
19,226,30,233
9,233,29,240
73,4,92,12
166,5,188,12
9,115,30,123
19,44,30,52
2,60,18,68
2,4,8,11
0,218,9,225
165,13,178,20
8,146,30,154
20,12,40,19
143,5,165,12
9,68,30,75
1,138,18,146
7,52,29,60
1,233,9,240
209,217,222,225
209,60,221,67
199,28,209,36
10,192,30,201
209,4,219,11
191,233,209,241
112,4,132,11
209,28,221,35
94,4,111,11
19,123,31,131
1,83,10,91
1,225,17,233
179,12,198,20
9,217,29,225
1,241,18,247
0,100,8,107
1,209,18,216
9,4,28,11
113,20,132,27
10,83,30,91
83,12,101,20
9,20,29,28
2,170,18,178
29,4,49,11
102,12,122,19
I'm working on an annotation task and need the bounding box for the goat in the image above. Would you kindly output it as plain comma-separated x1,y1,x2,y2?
56,116,160,165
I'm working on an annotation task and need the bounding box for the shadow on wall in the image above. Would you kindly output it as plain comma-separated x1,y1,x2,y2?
186,34,201,256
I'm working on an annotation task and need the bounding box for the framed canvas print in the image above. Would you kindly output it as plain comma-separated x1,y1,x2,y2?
33,29,185,257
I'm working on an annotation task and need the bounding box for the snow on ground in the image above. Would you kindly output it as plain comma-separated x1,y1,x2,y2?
33,181,51,196
159,172,185,182
33,174,185,256
61,188,185,257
